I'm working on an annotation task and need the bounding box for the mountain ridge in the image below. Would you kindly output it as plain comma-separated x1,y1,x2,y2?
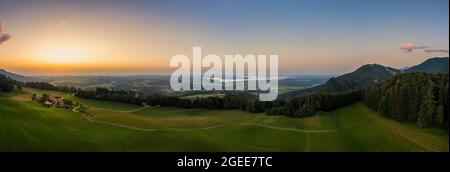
405,57,449,73
0,69,37,82
280,57,448,99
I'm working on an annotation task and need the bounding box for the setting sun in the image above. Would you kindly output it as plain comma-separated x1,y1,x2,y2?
34,44,90,64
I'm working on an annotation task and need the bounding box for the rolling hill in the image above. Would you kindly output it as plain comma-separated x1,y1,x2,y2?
280,64,401,99
0,69,37,82
280,57,449,99
406,57,449,73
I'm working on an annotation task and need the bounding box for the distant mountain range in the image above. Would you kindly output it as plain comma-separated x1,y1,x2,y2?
0,69,37,82
280,57,449,99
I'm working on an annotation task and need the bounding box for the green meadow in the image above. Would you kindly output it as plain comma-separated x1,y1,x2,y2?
0,88,448,152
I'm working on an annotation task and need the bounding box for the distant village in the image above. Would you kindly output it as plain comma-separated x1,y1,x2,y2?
32,94,83,112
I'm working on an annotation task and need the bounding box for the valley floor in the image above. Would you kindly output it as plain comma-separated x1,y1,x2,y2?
0,88,448,151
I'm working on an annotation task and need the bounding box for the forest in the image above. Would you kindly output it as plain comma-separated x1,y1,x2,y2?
25,82,77,93
363,73,449,128
74,87,144,106
2,72,448,129
143,73,449,128
0,74,14,92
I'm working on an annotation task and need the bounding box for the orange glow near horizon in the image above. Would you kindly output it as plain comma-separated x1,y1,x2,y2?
33,44,91,64
0,10,179,75
0,1,448,75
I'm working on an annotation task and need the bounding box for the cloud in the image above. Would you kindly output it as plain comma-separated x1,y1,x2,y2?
400,43,448,54
0,34,12,44
424,49,449,54
400,43,427,53
0,22,12,45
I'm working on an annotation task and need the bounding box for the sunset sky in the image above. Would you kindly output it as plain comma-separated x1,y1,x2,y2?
0,0,448,75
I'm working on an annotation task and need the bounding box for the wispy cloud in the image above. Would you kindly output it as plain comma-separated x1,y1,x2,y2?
0,22,13,45
424,49,449,54
400,43,448,54
400,43,427,53
0,34,12,44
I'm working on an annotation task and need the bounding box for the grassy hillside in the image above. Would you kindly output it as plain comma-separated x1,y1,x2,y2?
0,88,448,151
1,87,141,111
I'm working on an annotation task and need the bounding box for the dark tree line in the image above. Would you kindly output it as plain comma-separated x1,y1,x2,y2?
271,90,362,117
363,73,449,128
25,82,77,93
143,89,361,117
145,92,271,112
75,87,143,106
0,74,14,92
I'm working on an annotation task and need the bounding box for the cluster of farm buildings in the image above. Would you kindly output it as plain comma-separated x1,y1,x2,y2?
32,95,73,109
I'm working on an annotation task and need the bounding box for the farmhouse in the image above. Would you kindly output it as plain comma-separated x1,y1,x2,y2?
32,94,73,109
50,96,64,106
